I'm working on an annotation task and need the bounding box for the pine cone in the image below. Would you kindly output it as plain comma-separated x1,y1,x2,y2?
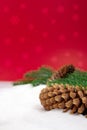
50,64,75,80
39,84,87,117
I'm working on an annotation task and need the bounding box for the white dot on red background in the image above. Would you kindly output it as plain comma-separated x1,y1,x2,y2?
16,67,23,73
35,46,43,53
42,32,48,38
28,24,34,31
20,3,26,9
3,5,9,12
42,7,48,14
19,37,25,43
78,61,83,67
21,53,29,60
58,34,66,42
73,4,79,10
57,5,64,13
35,30,39,33
10,16,20,25
4,38,11,45
50,56,58,63
72,14,79,21
51,19,56,24
4,59,12,67
73,31,79,37
65,52,71,57
77,52,83,58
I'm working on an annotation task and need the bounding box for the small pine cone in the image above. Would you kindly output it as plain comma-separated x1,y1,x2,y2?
67,64,75,73
59,64,75,77
50,64,75,80
39,84,87,117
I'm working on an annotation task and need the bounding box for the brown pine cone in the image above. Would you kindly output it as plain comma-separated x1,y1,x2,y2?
50,64,75,80
39,84,87,117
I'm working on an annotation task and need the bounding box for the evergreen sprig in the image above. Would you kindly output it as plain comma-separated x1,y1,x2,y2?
13,66,54,86
13,65,87,89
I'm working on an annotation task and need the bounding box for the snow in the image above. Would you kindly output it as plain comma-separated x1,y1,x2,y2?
0,82,86,130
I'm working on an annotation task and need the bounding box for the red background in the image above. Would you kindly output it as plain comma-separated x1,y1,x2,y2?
0,0,87,80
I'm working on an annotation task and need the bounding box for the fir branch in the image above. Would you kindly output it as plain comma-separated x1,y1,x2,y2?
13,65,87,89
13,66,54,86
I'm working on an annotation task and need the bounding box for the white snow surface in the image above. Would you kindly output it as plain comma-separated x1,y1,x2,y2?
0,82,86,130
